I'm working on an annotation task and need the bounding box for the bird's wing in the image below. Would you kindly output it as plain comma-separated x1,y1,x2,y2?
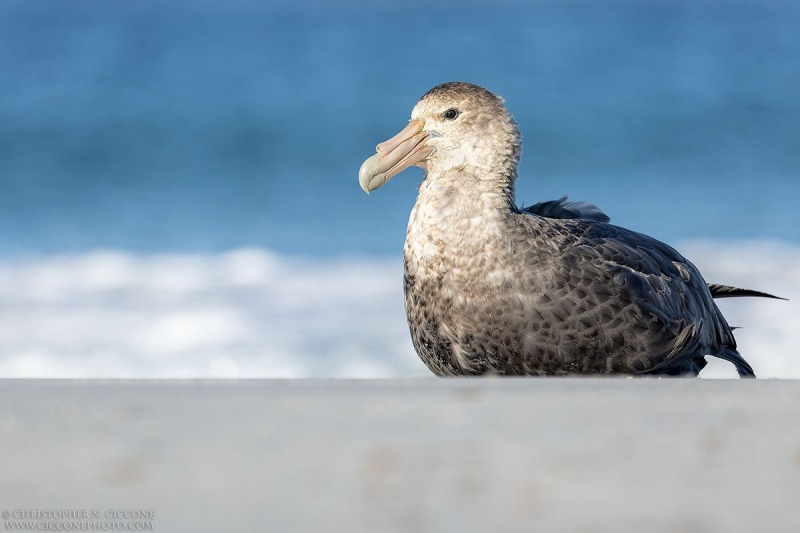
523,199,782,302
537,217,738,374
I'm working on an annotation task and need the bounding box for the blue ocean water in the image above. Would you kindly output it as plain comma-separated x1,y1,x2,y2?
1,0,798,257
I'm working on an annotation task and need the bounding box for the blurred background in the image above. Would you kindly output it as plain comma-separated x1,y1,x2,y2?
1,0,797,378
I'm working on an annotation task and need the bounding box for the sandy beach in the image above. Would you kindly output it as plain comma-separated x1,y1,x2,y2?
1,378,798,532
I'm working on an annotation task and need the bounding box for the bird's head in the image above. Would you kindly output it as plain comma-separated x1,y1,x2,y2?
358,82,521,193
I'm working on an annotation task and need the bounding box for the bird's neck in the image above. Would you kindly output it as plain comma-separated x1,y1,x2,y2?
405,168,517,264
420,164,516,211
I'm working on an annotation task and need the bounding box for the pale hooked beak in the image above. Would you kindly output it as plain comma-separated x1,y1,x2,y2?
358,119,432,193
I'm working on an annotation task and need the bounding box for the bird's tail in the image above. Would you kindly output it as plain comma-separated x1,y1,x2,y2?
715,348,756,378
707,283,786,300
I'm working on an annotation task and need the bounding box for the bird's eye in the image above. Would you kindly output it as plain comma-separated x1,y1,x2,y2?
442,108,460,121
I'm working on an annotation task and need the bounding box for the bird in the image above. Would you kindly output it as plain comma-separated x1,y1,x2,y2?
358,82,782,378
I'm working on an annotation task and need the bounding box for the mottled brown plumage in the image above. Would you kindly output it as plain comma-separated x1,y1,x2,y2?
360,82,763,377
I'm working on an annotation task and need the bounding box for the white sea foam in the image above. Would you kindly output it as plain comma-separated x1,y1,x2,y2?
0,241,796,378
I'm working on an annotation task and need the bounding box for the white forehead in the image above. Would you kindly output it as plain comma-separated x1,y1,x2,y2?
410,97,448,120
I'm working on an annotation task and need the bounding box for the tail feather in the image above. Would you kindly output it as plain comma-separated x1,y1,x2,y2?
707,283,786,301
715,348,756,378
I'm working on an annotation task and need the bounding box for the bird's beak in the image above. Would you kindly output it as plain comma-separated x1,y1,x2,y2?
358,119,432,193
